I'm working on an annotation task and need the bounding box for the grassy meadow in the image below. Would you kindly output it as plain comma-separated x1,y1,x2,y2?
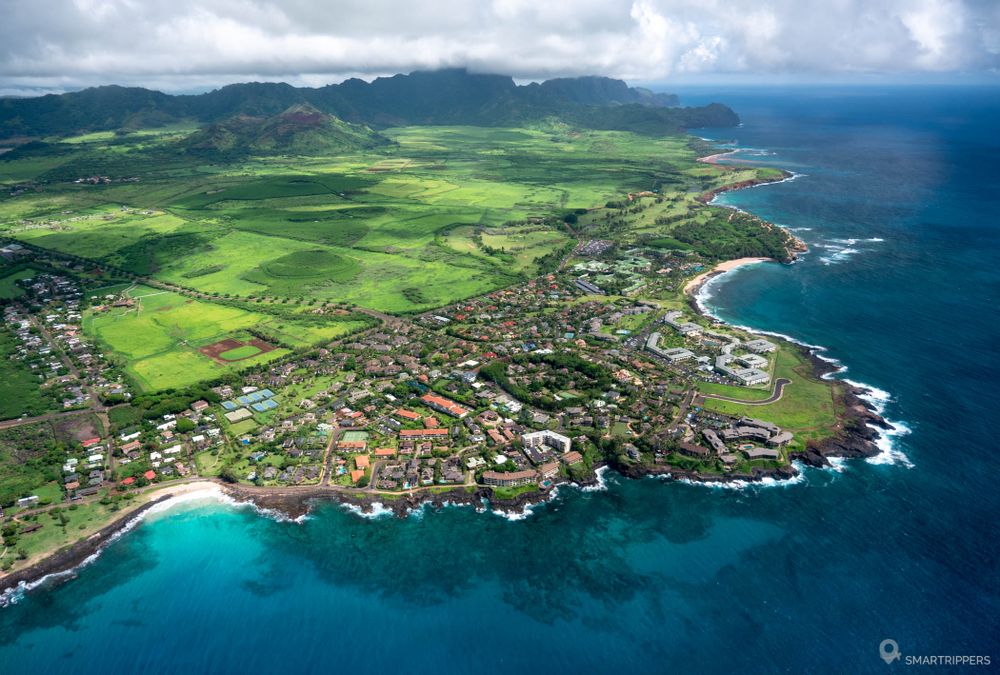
0,124,741,314
82,285,369,392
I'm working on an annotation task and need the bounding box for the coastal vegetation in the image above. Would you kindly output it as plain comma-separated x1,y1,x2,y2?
0,70,869,582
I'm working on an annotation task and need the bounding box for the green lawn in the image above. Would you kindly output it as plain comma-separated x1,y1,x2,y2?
219,344,263,360
700,345,840,446
0,267,36,299
83,286,290,391
0,330,60,420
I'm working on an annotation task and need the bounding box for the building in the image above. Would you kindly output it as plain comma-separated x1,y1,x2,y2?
574,278,604,295
702,429,727,454
678,442,710,458
767,431,794,448
744,447,780,460
538,461,560,479
663,347,696,363
420,393,471,419
399,428,451,440
561,451,584,465
663,310,703,336
737,354,769,369
522,429,572,454
744,339,776,353
482,470,537,487
733,368,770,386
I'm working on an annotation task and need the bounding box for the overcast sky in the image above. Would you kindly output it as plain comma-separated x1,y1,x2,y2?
1,0,998,95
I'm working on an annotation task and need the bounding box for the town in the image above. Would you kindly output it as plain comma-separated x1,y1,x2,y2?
0,232,819,573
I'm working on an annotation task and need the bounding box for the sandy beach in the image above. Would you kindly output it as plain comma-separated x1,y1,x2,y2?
683,257,774,296
0,479,224,596
696,150,739,165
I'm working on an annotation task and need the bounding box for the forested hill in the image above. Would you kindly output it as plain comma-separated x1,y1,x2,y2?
0,69,738,139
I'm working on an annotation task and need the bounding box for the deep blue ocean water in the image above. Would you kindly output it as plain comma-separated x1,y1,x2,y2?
1,86,999,674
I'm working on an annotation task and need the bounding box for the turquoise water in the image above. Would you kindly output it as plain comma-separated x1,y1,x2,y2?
2,87,999,673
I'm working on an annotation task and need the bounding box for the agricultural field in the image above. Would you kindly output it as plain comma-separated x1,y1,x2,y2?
0,123,757,314
0,265,36,299
82,285,369,392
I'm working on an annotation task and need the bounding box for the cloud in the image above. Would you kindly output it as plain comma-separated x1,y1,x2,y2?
0,0,997,93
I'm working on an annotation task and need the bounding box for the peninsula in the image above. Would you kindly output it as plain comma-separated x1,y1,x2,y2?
0,70,888,594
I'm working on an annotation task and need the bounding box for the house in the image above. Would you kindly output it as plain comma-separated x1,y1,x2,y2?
190,400,210,412
767,431,794,448
143,470,156,480
350,469,366,483
561,451,584,465
395,408,421,421
355,455,371,470
374,447,397,457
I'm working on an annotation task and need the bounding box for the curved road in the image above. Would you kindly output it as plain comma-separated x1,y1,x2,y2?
701,377,792,406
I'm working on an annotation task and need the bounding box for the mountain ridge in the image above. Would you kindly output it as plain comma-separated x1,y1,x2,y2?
0,69,737,140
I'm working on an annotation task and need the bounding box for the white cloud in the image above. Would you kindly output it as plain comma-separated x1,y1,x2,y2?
0,0,996,92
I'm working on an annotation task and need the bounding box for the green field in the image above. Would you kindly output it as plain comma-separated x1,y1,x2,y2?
0,329,59,420
0,124,754,313
83,287,288,391
218,344,263,360
82,285,368,392
699,346,840,446
0,266,36,299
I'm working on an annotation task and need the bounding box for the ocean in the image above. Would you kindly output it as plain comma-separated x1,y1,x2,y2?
1,86,998,674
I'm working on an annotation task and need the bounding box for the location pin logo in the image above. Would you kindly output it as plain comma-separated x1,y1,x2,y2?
880,639,901,664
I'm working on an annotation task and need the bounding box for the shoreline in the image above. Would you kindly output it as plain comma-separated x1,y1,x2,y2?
683,257,774,296
0,480,220,602
685,257,897,469
0,144,903,601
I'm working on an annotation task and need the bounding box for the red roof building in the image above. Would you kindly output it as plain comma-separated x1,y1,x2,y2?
143,470,156,480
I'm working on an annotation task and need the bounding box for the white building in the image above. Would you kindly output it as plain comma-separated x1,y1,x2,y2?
744,339,776,353
522,430,572,454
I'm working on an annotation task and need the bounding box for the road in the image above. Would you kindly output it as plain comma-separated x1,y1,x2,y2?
699,377,792,406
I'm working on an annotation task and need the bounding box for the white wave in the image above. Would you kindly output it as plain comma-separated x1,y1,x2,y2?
340,501,394,519
824,457,850,473
668,462,809,490
695,260,914,470
819,247,860,265
866,420,914,468
787,227,814,232
580,465,611,492
838,379,913,467
1,485,244,607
